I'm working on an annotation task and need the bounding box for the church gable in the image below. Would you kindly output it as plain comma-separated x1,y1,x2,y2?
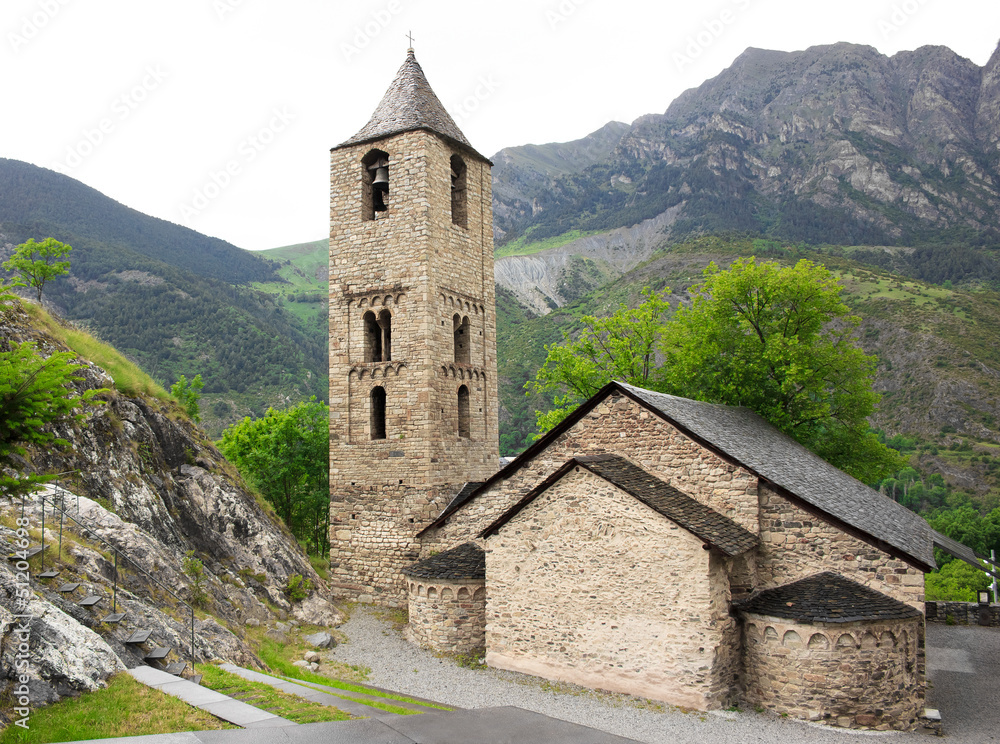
484,464,735,709
420,389,759,550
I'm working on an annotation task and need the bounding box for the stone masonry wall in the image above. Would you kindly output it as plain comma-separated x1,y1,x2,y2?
926,601,1000,626
742,613,923,730
756,484,925,609
485,467,736,710
328,127,498,604
424,392,759,555
328,483,455,604
405,579,486,654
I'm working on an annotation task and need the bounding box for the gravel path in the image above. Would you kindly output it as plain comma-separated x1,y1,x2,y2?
327,607,915,744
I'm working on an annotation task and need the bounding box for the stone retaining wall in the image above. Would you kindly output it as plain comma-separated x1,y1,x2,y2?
926,600,1000,626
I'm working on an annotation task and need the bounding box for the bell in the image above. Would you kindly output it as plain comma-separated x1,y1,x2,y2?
372,166,389,192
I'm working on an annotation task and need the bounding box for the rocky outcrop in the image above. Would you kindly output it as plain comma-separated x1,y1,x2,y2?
494,205,682,314
0,301,341,719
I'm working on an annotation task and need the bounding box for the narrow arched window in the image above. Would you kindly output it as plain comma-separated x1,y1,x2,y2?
370,386,386,440
361,149,389,221
457,385,470,439
453,314,470,364
450,154,467,227
363,311,382,362
378,309,392,362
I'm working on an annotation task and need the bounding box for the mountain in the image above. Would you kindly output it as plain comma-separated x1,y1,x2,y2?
492,42,1000,253
0,159,327,437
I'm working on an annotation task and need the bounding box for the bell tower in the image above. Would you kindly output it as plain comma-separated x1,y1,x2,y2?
328,50,499,603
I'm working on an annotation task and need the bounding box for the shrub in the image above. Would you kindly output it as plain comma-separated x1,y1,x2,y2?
284,574,312,602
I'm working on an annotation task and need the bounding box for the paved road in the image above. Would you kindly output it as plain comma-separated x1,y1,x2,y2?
927,622,1000,742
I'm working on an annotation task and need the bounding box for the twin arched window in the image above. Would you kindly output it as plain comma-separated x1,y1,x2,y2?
364,310,391,362
361,149,390,221
361,149,467,226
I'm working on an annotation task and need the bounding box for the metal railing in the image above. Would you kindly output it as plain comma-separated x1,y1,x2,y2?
17,479,196,672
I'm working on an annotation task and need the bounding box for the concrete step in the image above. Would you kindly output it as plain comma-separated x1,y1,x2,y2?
127,666,294,729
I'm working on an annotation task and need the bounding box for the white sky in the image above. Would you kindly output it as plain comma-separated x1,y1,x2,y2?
2,0,998,251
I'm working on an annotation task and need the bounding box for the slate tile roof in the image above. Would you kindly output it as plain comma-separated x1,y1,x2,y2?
617,383,936,570
735,571,923,623
336,50,488,162
441,482,485,518
932,529,1000,578
481,454,758,557
402,542,485,581
421,381,938,571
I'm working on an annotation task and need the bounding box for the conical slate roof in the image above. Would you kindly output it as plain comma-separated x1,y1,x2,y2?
336,50,486,161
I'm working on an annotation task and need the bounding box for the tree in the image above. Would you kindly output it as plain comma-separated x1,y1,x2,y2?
0,283,104,496
529,258,903,483
171,374,204,422
3,237,72,302
526,288,671,433
925,558,991,602
217,398,329,555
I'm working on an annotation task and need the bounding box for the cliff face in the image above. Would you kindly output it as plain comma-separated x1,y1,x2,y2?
0,302,339,716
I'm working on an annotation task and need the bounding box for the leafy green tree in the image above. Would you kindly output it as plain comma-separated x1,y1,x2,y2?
929,506,1000,560
527,288,671,433
0,283,104,496
3,237,72,302
529,258,903,483
171,374,204,422
925,559,991,602
218,398,329,555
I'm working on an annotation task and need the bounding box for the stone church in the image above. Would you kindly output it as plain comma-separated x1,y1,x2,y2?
328,50,969,730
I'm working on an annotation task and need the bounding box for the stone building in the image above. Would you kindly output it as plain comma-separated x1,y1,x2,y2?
329,51,971,730
327,49,499,602
415,381,946,729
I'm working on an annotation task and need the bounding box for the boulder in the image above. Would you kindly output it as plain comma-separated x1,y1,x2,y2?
304,651,320,663
265,628,287,644
292,594,343,628
303,631,335,649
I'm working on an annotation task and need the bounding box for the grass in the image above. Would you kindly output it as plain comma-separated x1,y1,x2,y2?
494,228,603,259
256,637,448,711
21,301,173,403
0,673,235,743
195,664,353,723
309,553,330,580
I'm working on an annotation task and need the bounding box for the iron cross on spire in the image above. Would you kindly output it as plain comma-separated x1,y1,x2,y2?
407,31,415,49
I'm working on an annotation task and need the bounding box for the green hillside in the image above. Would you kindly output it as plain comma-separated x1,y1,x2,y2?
0,161,326,438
